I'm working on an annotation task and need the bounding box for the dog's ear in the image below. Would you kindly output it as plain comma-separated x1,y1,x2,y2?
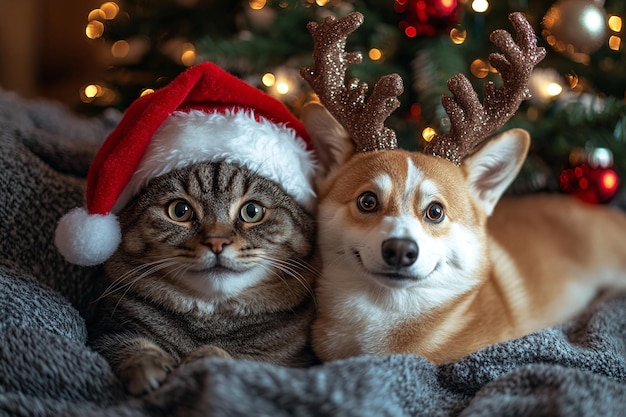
461,128,530,216
301,102,355,183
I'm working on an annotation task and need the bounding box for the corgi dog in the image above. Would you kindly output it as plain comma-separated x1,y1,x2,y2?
299,12,626,364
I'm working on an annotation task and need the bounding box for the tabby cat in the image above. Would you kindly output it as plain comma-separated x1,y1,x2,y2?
89,161,318,396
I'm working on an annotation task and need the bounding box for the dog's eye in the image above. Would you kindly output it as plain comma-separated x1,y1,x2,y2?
357,191,379,212
167,199,194,222
425,202,445,223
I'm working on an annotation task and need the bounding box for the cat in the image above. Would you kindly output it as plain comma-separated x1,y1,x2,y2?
89,161,318,396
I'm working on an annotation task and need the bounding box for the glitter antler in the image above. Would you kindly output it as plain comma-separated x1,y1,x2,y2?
424,12,546,165
300,12,404,152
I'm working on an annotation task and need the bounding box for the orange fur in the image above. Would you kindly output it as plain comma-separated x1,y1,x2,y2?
304,102,626,364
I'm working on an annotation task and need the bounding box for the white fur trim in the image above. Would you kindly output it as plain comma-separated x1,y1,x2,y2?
114,109,317,213
55,207,121,266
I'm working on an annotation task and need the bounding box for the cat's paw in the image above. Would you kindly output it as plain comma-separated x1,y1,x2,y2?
181,345,232,366
118,348,177,396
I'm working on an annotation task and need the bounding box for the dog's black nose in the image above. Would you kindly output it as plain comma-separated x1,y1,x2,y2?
381,238,418,267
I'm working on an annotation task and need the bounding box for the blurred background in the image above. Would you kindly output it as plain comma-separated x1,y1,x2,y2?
0,0,624,204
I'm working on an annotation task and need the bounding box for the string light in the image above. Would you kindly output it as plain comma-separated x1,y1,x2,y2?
566,73,579,89
88,9,106,21
111,40,130,58
368,48,382,61
262,73,276,87
180,43,197,66
608,15,622,32
545,82,563,97
249,0,266,10
470,59,489,78
471,0,489,13
449,26,467,44
86,21,105,39
84,84,101,99
422,127,436,142
608,15,622,51
80,84,116,105
100,2,119,20
609,35,621,51
276,82,289,95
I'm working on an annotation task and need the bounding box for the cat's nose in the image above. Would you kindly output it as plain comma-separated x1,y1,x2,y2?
204,236,232,254
381,238,418,267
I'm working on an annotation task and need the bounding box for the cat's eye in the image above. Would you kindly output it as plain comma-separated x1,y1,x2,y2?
425,202,445,223
357,191,379,213
240,202,266,223
167,199,194,222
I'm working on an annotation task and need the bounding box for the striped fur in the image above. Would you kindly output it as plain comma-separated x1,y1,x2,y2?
90,161,318,395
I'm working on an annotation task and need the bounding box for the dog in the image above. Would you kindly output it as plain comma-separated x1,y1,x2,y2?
300,12,626,364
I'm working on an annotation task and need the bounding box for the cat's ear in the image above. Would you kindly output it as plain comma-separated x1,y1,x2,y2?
301,102,355,184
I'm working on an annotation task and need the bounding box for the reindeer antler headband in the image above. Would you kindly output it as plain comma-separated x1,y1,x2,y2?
300,12,404,152
301,12,546,165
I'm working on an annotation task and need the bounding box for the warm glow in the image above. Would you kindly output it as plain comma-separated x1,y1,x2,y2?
315,0,329,5
84,84,100,98
471,0,489,13
86,20,105,39
88,9,106,21
276,82,289,94
262,73,276,87
140,88,155,97
545,82,563,97
81,84,112,104
470,59,489,78
609,15,622,32
601,170,619,192
100,2,119,20
368,48,382,61
566,73,579,89
181,50,196,66
249,0,266,10
111,40,130,58
441,0,455,10
609,35,621,51
450,27,467,44
422,127,436,142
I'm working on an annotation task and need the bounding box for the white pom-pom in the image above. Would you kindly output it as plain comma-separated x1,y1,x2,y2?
54,207,121,266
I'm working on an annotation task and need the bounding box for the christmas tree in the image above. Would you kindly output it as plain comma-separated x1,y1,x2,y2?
83,0,626,204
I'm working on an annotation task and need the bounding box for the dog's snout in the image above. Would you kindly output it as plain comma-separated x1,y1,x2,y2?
381,238,418,267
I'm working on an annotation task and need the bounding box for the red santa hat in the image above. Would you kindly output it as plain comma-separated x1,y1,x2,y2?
55,61,316,266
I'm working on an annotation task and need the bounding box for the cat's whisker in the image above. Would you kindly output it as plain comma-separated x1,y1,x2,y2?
109,259,183,316
98,258,180,300
96,259,166,300
161,260,196,283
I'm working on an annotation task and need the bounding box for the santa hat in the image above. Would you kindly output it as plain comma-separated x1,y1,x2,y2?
55,61,316,266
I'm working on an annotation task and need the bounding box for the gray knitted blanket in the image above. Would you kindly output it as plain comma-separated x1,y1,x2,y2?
1,89,626,417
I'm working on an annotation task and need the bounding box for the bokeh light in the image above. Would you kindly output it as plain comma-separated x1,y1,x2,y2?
86,20,105,39
422,127,436,142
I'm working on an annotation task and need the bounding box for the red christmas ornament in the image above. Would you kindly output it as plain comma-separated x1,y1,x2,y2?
559,147,620,204
395,0,462,38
